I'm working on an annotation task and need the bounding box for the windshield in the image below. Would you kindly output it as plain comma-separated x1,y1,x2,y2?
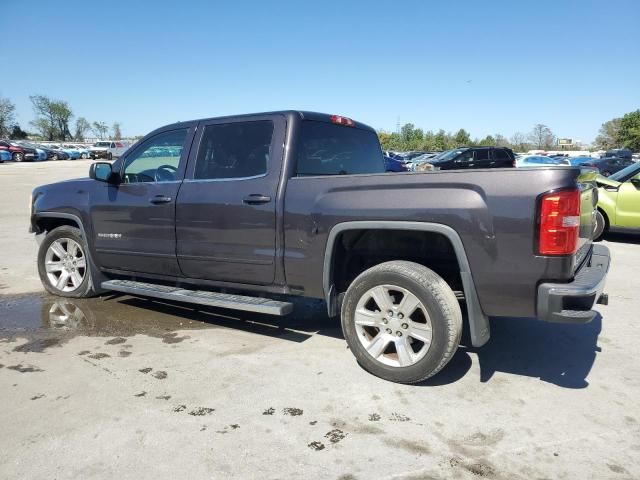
94,142,111,147
609,162,640,182
432,149,468,162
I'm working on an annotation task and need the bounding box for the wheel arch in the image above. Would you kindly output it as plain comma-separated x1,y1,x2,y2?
323,221,490,347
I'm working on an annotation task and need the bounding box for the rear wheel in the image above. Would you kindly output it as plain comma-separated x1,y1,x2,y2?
37,226,97,298
13,152,24,162
341,261,462,384
594,210,607,241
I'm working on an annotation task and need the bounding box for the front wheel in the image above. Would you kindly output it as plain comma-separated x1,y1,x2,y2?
81,153,87,159
37,226,97,298
341,261,462,384
13,152,24,162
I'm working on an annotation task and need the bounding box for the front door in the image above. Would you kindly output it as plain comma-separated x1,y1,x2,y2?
90,127,193,276
176,115,285,285
616,175,640,228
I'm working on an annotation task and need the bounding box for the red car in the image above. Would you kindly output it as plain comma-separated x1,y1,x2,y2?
0,140,37,162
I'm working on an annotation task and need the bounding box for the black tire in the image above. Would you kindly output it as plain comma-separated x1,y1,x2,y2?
13,152,24,162
594,210,607,241
341,260,462,384
37,226,97,298
52,154,58,161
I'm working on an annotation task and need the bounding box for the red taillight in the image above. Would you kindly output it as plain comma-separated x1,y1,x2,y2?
538,189,580,255
330,114,355,127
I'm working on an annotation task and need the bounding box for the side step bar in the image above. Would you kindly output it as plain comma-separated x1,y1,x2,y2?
101,280,293,316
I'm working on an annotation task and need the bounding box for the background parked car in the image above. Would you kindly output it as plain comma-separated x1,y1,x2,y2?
90,140,130,160
604,148,633,160
568,156,599,166
581,157,634,177
15,142,47,161
37,144,70,161
70,144,91,159
0,140,37,162
594,161,640,239
0,149,11,162
418,146,515,170
50,144,81,160
383,155,408,172
516,155,570,167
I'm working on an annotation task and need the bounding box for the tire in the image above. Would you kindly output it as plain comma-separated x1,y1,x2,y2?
594,210,607,241
602,171,611,177
107,152,113,160
341,260,462,384
37,226,97,298
52,154,58,161
81,153,87,159
13,152,24,162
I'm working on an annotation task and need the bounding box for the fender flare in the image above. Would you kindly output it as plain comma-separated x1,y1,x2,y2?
323,221,490,347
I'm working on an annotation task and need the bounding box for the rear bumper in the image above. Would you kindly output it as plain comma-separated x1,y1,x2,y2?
537,244,610,324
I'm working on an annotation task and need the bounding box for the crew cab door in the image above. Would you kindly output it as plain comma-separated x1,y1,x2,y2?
175,115,285,285
89,127,194,276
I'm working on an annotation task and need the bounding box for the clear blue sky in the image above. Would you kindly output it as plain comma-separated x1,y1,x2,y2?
3,0,639,143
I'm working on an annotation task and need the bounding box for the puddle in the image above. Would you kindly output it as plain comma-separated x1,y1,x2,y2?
0,292,340,351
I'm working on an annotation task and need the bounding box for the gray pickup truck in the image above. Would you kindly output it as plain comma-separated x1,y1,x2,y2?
30,111,610,383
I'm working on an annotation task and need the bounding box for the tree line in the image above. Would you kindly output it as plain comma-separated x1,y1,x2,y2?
379,110,640,153
0,94,122,142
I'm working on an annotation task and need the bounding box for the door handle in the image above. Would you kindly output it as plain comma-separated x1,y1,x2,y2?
243,194,271,205
149,195,173,204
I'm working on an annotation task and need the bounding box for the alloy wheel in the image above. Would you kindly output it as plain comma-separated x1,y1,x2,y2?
354,285,433,367
44,238,87,292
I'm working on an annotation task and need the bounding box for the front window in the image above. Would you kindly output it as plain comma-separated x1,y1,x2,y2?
609,162,640,182
432,149,468,162
296,121,384,176
122,129,188,183
94,142,111,147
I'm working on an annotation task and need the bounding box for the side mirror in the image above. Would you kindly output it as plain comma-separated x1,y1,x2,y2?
89,162,115,183
630,178,640,189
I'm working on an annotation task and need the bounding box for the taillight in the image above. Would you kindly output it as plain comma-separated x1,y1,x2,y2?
538,189,580,255
330,114,355,127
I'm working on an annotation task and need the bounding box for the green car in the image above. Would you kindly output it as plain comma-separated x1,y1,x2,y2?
595,162,640,239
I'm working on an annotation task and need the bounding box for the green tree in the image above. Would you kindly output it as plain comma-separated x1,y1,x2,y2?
9,124,28,139
594,117,622,150
74,117,91,141
453,128,471,147
433,129,447,150
478,135,496,146
29,95,74,140
618,110,640,151
0,96,16,138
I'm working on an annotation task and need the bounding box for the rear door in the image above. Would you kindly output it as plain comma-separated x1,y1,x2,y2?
473,148,492,168
175,115,285,285
616,175,640,228
490,148,513,167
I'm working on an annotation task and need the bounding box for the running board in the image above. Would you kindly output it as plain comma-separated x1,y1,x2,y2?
101,280,293,316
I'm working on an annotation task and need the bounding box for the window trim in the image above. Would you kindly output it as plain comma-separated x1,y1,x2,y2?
119,127,190,184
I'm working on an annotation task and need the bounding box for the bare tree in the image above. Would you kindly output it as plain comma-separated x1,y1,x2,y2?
74,117,91,142
528,124,555,149
0,96,16,138
510,132,527,151
111,122,122,140
91,121,109,140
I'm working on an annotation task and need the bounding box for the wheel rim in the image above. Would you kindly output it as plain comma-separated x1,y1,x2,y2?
354,285,433,368
15,153,23,161
44,238,87,292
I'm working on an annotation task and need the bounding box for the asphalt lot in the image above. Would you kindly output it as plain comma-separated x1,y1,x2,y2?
1,159,639,480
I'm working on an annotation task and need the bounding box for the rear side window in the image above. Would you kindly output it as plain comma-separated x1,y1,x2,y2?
194,121,273,180
492,149,507,160
296,121,384,176
474,149,489,161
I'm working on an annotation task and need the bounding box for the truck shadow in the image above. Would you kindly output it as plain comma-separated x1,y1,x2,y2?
424,314,603,389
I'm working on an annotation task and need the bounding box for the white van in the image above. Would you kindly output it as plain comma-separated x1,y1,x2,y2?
90,141,131,160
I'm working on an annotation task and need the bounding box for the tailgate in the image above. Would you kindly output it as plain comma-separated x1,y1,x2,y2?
575,168,598,269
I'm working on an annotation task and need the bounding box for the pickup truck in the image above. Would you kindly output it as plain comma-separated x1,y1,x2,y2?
30,111,611,383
